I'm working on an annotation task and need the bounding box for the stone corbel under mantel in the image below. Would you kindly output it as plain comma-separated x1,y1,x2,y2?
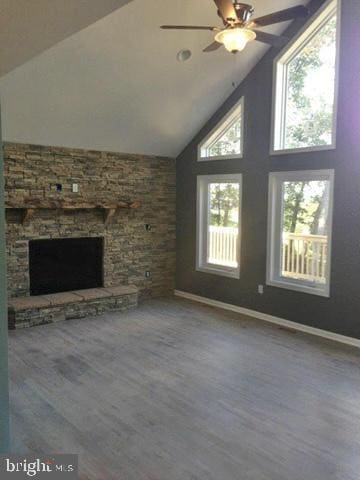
5,199,141,226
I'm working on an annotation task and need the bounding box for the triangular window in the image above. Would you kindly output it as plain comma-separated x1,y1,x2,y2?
198,98,243,161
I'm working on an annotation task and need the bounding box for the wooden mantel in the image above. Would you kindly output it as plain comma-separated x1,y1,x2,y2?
5,199,141,225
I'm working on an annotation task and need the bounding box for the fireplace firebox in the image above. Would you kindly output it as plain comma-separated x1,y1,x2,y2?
29,237,104,295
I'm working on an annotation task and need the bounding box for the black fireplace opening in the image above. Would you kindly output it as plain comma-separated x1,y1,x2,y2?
29,237,104,296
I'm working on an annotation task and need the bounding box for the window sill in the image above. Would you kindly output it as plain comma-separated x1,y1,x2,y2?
270,143,336,156
196,265,240,279
197,154,243,162
266,278,330,298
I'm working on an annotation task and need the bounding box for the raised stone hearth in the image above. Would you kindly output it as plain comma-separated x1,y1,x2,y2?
8,286,139,329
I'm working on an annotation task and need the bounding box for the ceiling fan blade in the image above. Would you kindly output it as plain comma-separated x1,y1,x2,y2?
253,30,289,47
251,6,309,27
203,41,222,53
213,0,237,23
161,25,218,31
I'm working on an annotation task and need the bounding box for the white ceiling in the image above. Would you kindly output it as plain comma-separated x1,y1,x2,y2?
0,0,134,76
0,0,306,158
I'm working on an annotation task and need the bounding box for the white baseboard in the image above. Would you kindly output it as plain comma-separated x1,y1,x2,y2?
174,290,360,349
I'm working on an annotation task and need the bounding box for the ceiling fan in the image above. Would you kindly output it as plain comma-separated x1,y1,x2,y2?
161,1,309,54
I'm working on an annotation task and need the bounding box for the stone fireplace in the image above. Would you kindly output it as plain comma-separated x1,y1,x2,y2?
4,142,176,327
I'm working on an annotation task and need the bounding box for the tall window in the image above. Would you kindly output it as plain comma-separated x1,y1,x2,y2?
198,98,244,161
272,0,339,152
197,174,242,278
267,170,334,297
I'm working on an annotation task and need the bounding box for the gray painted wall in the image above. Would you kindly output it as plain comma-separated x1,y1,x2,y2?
176,0,360,339
0,109,10,452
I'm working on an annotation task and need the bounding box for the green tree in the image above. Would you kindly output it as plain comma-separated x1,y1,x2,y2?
286,15,337,148
283,181,328,234
308,183,328,235
210,184,239,227
283,182,308,233
209,119,241,157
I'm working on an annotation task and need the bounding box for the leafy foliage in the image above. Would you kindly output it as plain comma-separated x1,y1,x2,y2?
285,15,337,149
283,181,328,234
209,183,239,227
208,118,241,157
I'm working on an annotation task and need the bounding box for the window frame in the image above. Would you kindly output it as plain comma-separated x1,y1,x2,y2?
198,97,244,162
270,0,341,155
266,169,335,297
196,174,243,279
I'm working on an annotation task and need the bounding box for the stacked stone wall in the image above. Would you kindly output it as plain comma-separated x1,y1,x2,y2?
4,143,176,300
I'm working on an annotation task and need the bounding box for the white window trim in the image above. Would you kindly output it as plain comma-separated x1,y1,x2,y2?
270,0,341,155
266,169,335,297
196,174,242,279
198,97,244,162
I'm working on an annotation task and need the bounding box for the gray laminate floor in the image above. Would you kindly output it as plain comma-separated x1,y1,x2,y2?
9,297,360,480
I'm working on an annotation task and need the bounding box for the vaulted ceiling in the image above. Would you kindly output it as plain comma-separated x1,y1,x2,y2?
0,0,134,76
0,0,306,157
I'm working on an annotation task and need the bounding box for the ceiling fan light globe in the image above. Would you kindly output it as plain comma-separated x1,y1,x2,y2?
215,28,256,53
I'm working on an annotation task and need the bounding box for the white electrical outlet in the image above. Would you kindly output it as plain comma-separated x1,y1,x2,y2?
72,183,79,193
258,284,264,295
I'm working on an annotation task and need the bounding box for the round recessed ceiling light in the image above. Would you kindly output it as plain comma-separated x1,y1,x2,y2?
176,49,192,62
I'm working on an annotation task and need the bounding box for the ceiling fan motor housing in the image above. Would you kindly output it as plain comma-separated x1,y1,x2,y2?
234,3,254,25
160,2,309,54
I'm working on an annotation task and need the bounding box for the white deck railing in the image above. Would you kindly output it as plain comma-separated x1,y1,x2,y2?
208,226,238,267
208,227,328,282
282,233,328,283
